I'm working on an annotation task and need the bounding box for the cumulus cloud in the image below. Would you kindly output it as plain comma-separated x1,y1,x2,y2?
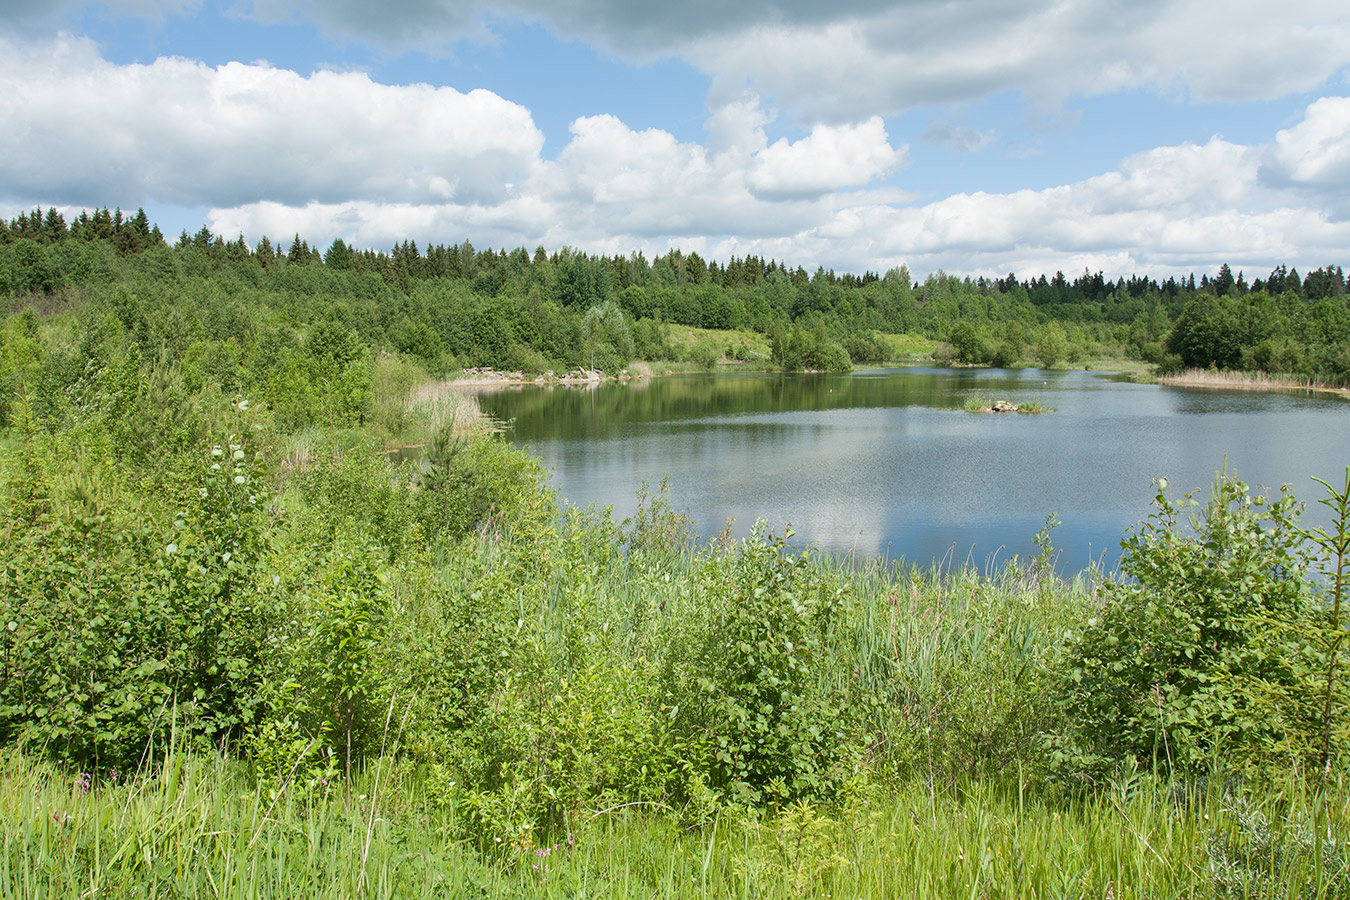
1262,97,1350,217
5,35,1349,281
225,0,1350,120
13,1,1347,119
202,123,1350,281
748,118,907,199
0,34,543,209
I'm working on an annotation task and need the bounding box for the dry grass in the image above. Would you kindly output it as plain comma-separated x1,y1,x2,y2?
1160,368,1349,395
407,381,491,434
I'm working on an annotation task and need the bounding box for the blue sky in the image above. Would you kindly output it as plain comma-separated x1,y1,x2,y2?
2,0,1349,278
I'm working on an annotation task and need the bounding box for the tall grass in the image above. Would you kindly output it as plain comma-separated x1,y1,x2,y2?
1161,368,1348,394
0,748,495,899
6,748,1345,899
406,380,490,436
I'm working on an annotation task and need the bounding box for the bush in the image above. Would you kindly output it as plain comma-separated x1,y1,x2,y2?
294,445,414,561
252,528,390,780
413,428,554,546
689,340,720,369
1051,471,1321,781
0,421,278,769
806,340,852,373
665,526,859,806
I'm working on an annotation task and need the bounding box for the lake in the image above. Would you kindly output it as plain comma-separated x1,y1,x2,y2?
471,368,1350,573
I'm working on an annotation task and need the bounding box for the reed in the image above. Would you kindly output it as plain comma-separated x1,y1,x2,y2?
1160,367,1348,394
407,380,491,434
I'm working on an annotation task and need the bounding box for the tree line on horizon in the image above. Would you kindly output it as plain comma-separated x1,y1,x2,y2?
2,204,1347,389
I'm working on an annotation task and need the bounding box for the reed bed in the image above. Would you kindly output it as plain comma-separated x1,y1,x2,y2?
406,381,491,435
1160,368,1348,394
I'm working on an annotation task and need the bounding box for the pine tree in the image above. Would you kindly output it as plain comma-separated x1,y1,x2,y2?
287,234,307,264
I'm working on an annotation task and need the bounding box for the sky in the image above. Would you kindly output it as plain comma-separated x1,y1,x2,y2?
2,0,1349,280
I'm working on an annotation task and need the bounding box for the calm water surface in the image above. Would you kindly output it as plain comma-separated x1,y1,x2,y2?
474,368,1350,572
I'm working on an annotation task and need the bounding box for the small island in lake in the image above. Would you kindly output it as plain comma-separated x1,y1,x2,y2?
964,397,1054,413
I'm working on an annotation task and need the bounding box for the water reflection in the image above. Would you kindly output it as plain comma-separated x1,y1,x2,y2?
474,369,1350,573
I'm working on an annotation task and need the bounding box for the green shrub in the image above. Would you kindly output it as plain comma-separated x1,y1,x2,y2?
254,528,390,780
666,526,859,806
294,445,414,561
0,419,278,769
806,340,852,373
1051,471,1322,782
689,340,720,369
413,428,553,546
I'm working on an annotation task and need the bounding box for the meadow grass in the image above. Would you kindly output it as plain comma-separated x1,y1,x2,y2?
6,746,1346,899
874,331,941,362
664,325,772,360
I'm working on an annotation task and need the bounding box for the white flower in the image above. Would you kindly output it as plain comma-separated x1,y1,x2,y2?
233,449,245,461
212,446,224,458
222,551,232,564
166,543,177,555
234,475,246,485
238,399,250,411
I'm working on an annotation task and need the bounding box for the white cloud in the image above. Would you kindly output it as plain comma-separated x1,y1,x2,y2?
748,118,907,199
218,0,1350,120
1264,97,1350,202
0,34,543,209
691,0,1350,121
1080,139,1261,214
4,35,1348,281
14,2,1347,119
202,121,1350,281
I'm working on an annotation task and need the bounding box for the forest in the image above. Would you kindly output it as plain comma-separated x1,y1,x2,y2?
1,206,1349,897
2,205,1348,389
